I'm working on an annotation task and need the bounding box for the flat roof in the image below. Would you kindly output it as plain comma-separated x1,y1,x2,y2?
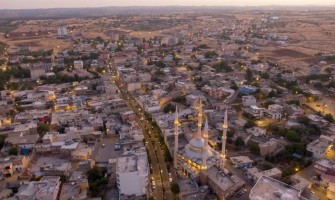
249,176,307,200
116,154,148,174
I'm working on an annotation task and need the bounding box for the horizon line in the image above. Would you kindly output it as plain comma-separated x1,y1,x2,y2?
1,4,335,10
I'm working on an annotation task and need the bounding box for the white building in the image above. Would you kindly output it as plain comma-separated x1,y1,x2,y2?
307,135,333,159
242,96,256,107
249,176,308,200
116,154,149,197
73,60,84,69
57,27,68,37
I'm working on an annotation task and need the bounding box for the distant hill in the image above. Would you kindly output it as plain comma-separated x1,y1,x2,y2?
0,6,334,20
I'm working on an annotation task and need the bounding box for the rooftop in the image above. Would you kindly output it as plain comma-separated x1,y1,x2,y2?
116,154,148,174
249,176,307,200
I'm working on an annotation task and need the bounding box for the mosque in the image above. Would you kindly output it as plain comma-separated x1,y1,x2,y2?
173,98,228,178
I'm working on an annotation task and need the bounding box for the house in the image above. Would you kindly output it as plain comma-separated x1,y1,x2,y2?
199,165,245,199
239,85,258,95
230,156,254,168
242,96,256,107
74,60,84,69
246,126,266,137
259,139,280,156
243,106,264,119
310,65,321,75
249,176,307,200
247,167,282,183
307,135,333,159
16,176,61,200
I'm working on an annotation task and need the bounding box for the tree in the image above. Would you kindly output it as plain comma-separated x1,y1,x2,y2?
37,123,50,137
260,72,270,79
87,166,108,197
262,163,273,170
324,114,335,123
170,183,180,195
213,61,233,72
234,137,245,147
249,143,260,155
9,147,18,156
285,129,301,142
204,51,218,59
244,119,256,129
246,68,253,83
267,90,277,98
0,135,6,150
163,103,175,113
297,116,310,126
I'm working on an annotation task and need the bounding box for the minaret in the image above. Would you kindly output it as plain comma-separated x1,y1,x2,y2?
174,106,179,169
202,119,209,169
196,97,203,138
222,109,228,165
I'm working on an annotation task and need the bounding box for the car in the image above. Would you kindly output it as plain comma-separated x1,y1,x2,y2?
114,143,121,150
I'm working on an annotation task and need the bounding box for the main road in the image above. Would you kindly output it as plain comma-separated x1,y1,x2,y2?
108,65,174,200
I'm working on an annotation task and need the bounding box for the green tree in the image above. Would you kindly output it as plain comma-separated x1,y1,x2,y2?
0,135,6,150
87,166,108,197
204,51,218,59
234,137,245,147
267,90,277,98
163,103,175,113
37,123,50,137
285,129,301,142
213,61,233,72
324,114,335,123
170,182,180,195
260,72,270,79
9,147,18,156
244,119,256,129
246,68,253,83
249,143,260,155
297,116,310,126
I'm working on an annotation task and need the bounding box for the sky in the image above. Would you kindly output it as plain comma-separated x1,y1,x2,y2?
0,0,334,9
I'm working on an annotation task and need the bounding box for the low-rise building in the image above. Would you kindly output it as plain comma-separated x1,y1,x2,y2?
307,135,333,159
259,139,279,156
314,158,335,176
249,176,308,200
248,167,282,183
199,165,245,199
246,126,266,137
116,153,149,197
242,95,257,107
230,156,254,168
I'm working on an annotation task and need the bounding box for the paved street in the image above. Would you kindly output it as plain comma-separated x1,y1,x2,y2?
306,97,335,116
109,65,173,200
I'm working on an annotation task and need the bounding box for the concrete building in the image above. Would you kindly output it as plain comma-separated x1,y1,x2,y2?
57,27,68,37
249,176,308,200
247,167,282,183
199,165,245,199
230,156,254,168
239,85,258,95
16,176,61,200
116,154,149,197
309,65,321,75
242,95,257,107
314,158,335,176
246,126,266,137
259,139,279,156
307,135,333,159
74,60,84,69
